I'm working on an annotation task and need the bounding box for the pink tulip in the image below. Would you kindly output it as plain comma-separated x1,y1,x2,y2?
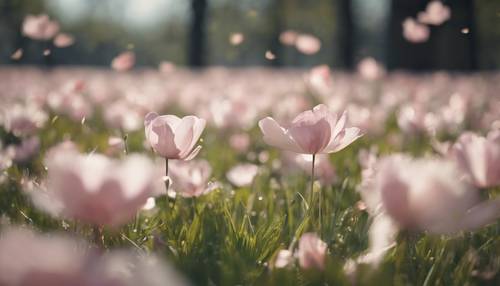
449,130,500,188
258,104,362,155
307,65,332,94
169,160,215,198
41,150,157,227
297,233,327,270
144,112,206,160
159,61,176,74
22,14,60,40
372,155,480,233
417,1,451,26
295,34,321,55
111,51,135,72
0,228,188,286
226,163,259,187
53,33,75,48
402,18,430,43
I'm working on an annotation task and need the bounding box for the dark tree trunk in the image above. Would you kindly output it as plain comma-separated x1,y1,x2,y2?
188,0,207,67
336,0,353,69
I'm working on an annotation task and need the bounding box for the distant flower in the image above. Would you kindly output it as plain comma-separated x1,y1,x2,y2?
2,103,47,136
307,65,332,94
229,33,244,46
449,130,500,188
402,18,430,43
295,34,321,55
280,30,298,46
53,33,75,48
297,233,327,270
22,14,59,40
7,136,40,163
144,112,206,160
417,1,451,26
226,163,259,187
159,61,176,74
111,51,135,71
229,133,250,153
40,150,157,227
357,57,385,80
259,104,362,155
169,160,215,198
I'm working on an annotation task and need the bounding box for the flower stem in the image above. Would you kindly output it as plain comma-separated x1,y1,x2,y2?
93,225,104,250
309,154,316,206
165,158,170,192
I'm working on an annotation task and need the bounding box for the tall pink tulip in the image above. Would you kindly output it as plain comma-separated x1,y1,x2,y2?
145,112,206,161
258,104,361,155
449,130,500,188
144,112,206,192
259,104,361,231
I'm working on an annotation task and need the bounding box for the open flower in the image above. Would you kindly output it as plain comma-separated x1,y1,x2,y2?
258,104,362,155
296,233,328,270
39,150,157,227
449,130,500,188
144,112,206,160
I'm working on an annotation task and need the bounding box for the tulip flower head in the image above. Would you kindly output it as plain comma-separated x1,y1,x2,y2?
144,112,206,160
259,104,362,155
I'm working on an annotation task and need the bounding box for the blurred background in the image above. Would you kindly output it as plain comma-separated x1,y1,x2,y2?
0,0,498,70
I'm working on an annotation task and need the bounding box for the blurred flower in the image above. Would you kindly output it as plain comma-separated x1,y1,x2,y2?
229,133,250,153
296,233,327,270
7,136,40,163
22,14,59,40
169,159,215,198
274,249,293,268
111,51,135,72
295,34,321,55
53,33,75,48
259,104,362,155
283,153,336,185
417,1,451,26
0,228,188,286
366,155,480,234
280,30,298,46
307,65,332,94
229,33,244,46
40,150,157,227
2,103,47,136
144,112,206,160
449,130,500,188
357,57,385,81
402,18,430,43
226,163,259,187
159,61,176,74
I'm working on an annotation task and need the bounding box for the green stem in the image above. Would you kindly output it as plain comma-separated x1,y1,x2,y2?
165,158,170,192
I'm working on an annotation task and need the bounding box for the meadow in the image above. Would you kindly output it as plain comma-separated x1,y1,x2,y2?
0,66,499,286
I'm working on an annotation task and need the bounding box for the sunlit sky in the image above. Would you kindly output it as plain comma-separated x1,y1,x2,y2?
46,0,190,31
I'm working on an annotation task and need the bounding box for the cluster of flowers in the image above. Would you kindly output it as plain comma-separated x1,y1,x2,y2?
0,60,499,283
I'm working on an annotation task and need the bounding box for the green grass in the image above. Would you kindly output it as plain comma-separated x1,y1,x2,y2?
0,111,499,286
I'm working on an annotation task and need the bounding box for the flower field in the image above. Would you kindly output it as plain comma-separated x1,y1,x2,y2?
0,66,499,285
